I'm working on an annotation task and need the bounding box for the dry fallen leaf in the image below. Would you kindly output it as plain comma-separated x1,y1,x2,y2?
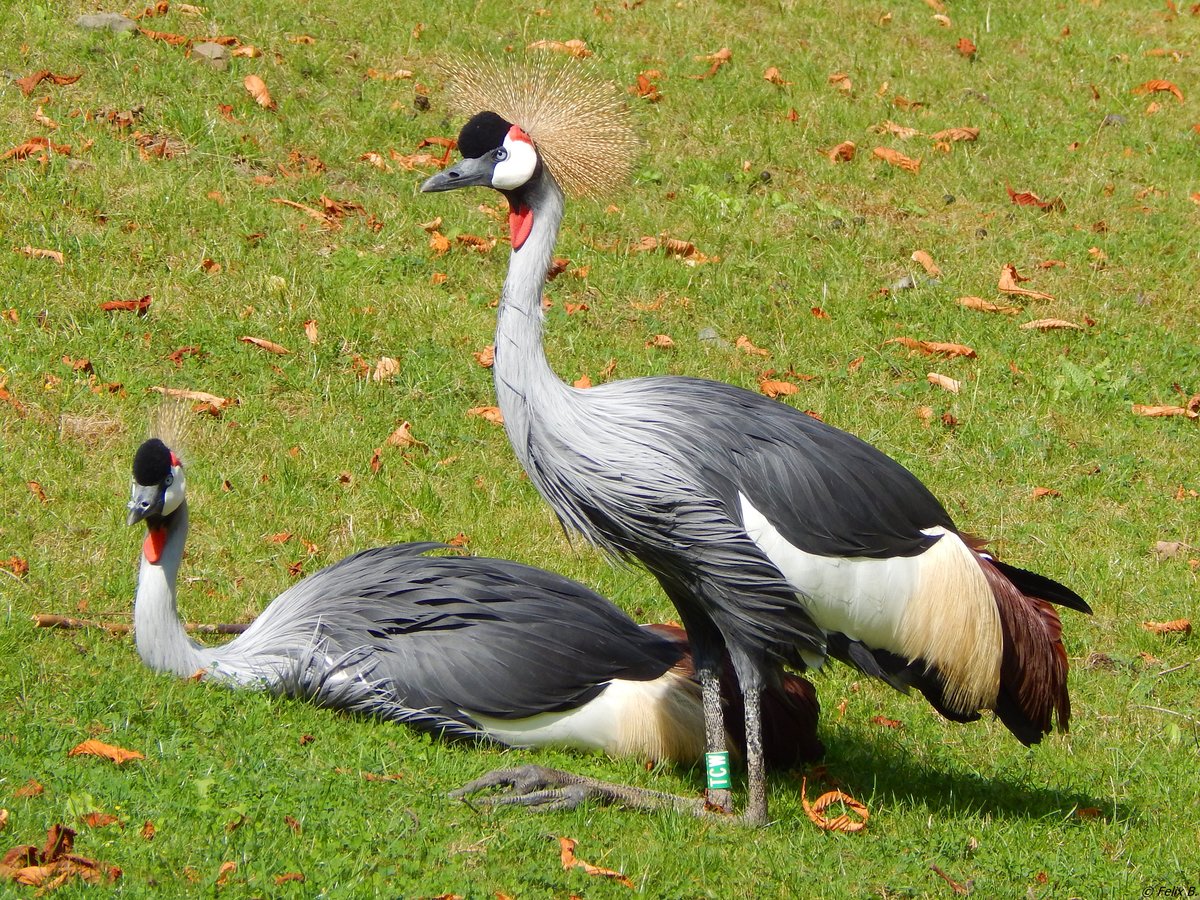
386,421,427,450
372,356,400,382
956,296,1021,315
303,320,318,344
884,337,976,358
1132,79,1184,102
1140,619,1192,635
14,779,44,797
148,386,237,413
763,66,792,86
14,245,65,264
240,336,291,354
956,37,977,57
735,335,770,357
872,147,921,173
1032,486,1062,499
558,837,634,889
927,373,962,393
68,739,144,766
871,120,920,139
1006,185,1066,212
1020,318,1084,331
27,481,49,504
526,39,591,58
468,406,504,426
473,344,495,368
1132,396,1200,419
998,264,1054,301
646,334,675,349
80,812,118,829
759,379,799,399
100,295,152,315
800,777,869,832
910,250,942,276
827,140,856,162
828,71,853,93
871,715,902,728
689,47,732,80
243,74,277,109
628,72,662,102
16,70,82,97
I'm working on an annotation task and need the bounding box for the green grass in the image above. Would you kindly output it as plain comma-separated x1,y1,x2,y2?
2,0,1198,895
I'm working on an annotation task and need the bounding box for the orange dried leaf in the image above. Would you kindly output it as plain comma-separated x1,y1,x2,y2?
910,250,941,276
27,481,48,503
800,777,869,832
1,556,29,577
1032,486,1062,499
872,147,921,173
760,379,799,399
828,140,856,162
871,715,902,728
14,779,44,797
243,74,277,109
927,372,961,393
1140,619,1192,635
735,335,770,357
629,72,661,102
303,320,319,344
17,70,82,96
558,837,634,889
429,231,451,255
276,872,306,884
240,335,291,354
998,264,1054,301
68,739,144,766
884,337,976,358
1132,79,1184,101
100,295,152,314
473,344,495,368
14,245,65,264
763,66,791,86
148,386,237,412
527,39,592,58
1006,185,1065,212
1132,400,1200,419
956,37,977,57
468,406,504,426
929,126,979,142
956,296,1020,315
1020,318,1083,331
372,356,400,382
646,333,675,349
386,421,427,450
138,27,191,45
80,812,118,828
870,120,920,140
689,47,732,80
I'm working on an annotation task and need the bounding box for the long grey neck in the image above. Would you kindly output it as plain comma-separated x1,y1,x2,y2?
133,503,206,677
492,173,570,466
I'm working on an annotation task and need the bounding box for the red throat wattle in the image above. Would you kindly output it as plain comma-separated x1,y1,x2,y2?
143,527,167,564
509,204,533,250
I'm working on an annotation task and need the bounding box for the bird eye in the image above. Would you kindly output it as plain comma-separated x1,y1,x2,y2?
493,148,508,162
164,474,173,487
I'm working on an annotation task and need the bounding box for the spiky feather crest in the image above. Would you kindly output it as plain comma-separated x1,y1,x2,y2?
147,403,189,467
441,55,638,198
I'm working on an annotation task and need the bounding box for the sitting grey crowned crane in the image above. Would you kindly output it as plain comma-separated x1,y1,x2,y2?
125,435,823,770
420,59,1092,824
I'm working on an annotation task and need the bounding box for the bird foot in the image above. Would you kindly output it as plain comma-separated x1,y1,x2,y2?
451,764,711,817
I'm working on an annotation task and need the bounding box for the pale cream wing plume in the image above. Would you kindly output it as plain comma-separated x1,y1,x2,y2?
440,55,640,198
148,402,191,465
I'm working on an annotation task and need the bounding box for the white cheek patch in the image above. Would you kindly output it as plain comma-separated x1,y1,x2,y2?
161,467,186,515
491,132,538,190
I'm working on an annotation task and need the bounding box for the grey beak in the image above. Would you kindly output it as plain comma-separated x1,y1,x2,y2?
127,483,163,526
420,155,496,193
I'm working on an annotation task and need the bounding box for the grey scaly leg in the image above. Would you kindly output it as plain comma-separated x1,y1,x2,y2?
699,663,733,813
741,685,768,826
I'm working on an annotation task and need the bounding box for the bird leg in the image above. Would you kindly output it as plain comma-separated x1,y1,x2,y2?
699,663,734,813
741,685,768,826
451,764,710,816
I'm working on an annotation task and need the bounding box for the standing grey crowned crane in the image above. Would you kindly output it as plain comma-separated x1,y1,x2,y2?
126,434,823,770
420,59,1092,824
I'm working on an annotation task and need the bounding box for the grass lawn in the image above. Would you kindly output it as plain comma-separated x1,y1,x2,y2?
2,0,1198,895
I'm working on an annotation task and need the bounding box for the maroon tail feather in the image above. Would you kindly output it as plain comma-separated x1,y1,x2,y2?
976,555,1072,745
646,623,824,768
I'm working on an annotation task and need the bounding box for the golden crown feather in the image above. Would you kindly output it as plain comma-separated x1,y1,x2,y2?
440,54,639,198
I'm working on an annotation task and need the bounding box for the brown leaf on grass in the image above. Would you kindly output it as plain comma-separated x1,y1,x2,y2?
276,872,305,884
759,379,799,399
871,715,902,728
288,34,316,44
998,264,1054,301
1020,318,1083,331
365,67,414,80
646,333,675,349
827,71,853,93
1,557,29,578
893,95,924,110
929,864,972,896
735,335,770,357
468,406,504,426
800,777,869,832
473,344,495,368
457,234,497,253
240,336,291,354
27,482,48,504
558,837,634,889
265,532,292,544
16,70,82,97
243,74,277,109
140,821,155,840
138,27,191,46
429,231,451,255
956,37,977,57
68,740,144,765
1132,79,1184,101
371,357,400,382
302,320,319,345
689,47,732,80
0,378,26,418
527,39,591,58
1006,185,1065,212
0,808,8,830
148,386,237,413
14,245,65,264
216,861,237,885
870,120,920,139
574,374,592,388
369,447,382,474
132,1,169,19
1140,619,1192,635
827,140,856,162
386,421,427,450
4,136,73,161
13,779,44,798
929,126,979,142
1032,486,1062,499
884,337,976,358
927,373,961,393
62,355,93,374
33,106,59,130
763,66,792,86
956,296,1021,315
872,147,921,173
100,295,152,314
628,72,661,102
1132,396,1200,419
910,250,941,276
166,346,204,367
79,813,118,828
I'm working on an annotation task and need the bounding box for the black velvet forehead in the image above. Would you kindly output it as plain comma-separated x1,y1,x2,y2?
133,438,173,487
457,111,513,159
